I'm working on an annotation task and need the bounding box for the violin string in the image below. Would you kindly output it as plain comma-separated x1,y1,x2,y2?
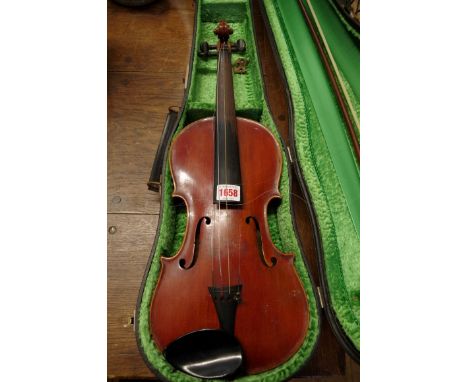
238,214,241,285
211,47,219,289
234,42,242,288
211,203,214,287
210,93,215,288
211,122,217,289
216,46,223,288
224,42,231,295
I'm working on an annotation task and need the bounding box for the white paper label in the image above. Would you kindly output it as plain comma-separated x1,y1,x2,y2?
216,184,241,202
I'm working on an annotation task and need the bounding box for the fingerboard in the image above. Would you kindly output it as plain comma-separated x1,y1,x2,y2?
213,43,242,205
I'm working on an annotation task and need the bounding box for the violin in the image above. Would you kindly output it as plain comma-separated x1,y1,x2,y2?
150,21,309,378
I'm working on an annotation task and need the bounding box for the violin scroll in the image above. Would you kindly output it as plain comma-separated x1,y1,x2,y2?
214,20,233,42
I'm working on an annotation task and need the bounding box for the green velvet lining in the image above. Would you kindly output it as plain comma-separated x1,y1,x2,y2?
137,1,319,381
263,0,360,349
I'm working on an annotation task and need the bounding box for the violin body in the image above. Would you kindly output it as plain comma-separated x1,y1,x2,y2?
150,117,309,373
149,21,309,376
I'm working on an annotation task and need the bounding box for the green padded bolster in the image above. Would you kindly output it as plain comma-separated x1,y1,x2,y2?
136,1,320,381
263,0,360,350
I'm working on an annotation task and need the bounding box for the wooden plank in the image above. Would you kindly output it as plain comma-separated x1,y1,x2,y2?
107,213,158,378
108,0,195,73
108,1,195,378
108,0,193,215
107,71,186,214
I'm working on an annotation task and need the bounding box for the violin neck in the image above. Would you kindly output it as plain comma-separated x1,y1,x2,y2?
214,42,242,204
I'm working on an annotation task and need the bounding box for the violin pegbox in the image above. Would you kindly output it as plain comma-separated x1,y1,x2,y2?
214,20,233,42
198,20,246,57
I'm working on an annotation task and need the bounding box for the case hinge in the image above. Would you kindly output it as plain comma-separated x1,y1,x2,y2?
124,310,136,331
184,63,190,89
316,286,324,309
286,146,294,163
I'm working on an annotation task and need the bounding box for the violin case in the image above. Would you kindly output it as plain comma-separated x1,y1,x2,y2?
136,0,360,380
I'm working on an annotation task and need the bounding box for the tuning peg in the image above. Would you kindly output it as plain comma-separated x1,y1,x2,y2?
198,39,247,57
199,41,210,57
199,41,218,57
233,39,246,53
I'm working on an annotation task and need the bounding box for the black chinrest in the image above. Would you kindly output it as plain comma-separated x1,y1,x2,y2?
164,329,243,379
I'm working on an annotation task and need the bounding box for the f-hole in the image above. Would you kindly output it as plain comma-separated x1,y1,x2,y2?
179,216,211,269
245,216,277,268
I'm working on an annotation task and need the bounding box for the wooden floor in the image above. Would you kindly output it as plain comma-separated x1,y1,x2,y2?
107,0,359,380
